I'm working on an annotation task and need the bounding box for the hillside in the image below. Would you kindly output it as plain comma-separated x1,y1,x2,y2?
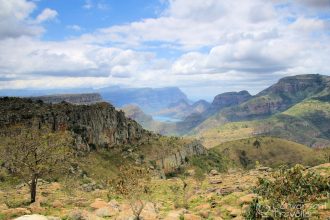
0,97,206,168
188,74,330,147
194,74,330,132
194,99,330,148
211,137,327,168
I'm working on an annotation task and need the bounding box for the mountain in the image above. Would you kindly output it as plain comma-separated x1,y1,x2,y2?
156,99,210,119
98,86,190,114
121,104,178,135
174,91,252,134
30,93,102,105
192,74,330,148
208,90,252,114
0,97,147,151
0,97,206,169
0,86,190,115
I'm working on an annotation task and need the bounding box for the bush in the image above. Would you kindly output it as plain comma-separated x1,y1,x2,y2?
246,165,329,219
190,150,228,173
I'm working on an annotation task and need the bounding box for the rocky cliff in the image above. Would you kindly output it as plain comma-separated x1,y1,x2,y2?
30,93,102,105
210,90,252,113
0,97,150,151
156,140,207,173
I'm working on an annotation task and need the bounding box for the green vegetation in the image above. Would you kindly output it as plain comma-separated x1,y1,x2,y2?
246,165,330,219
0,126,73,203
189,149,230,173
212,137,326,168
194,98,330,148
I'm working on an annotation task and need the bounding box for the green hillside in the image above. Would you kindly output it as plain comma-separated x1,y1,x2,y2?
193,98,330,148
211,137,327,169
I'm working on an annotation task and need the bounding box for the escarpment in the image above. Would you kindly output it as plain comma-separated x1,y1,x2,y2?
0,97,208,168
0,97,150,151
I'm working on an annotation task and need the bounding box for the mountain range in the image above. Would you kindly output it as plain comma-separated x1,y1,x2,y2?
0,86,190,115
2,74,330,148
119,74,330,148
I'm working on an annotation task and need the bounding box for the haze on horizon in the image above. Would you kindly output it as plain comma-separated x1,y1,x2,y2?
0,0,330,100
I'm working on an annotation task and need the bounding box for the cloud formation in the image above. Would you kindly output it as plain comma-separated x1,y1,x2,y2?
0,0,330,99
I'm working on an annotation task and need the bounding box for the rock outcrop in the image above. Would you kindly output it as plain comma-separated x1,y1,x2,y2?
156,140,207,172
0,97,150,151
210,90,252,113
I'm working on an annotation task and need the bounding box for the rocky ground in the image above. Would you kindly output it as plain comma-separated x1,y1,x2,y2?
1,164,329,220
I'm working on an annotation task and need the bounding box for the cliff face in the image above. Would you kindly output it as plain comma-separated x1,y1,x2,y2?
156,140,207,173
30,93,102,105
221,74,330,120
0,97,149,151
210,90,252,113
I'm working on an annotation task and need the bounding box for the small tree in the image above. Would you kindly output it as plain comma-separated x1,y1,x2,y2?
193,167,205,189
108,165,151,220
0,126,73,203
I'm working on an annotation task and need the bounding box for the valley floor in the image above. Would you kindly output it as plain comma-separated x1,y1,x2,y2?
1,164,329,220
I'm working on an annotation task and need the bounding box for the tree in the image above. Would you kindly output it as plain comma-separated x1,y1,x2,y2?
108,165,151,220
0,126,73,203
193,167,205,189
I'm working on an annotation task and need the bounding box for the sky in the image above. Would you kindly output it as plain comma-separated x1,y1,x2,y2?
0,0,330,100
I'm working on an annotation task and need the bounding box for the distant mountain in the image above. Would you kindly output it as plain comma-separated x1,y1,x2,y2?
175,90,252,134
191,74,330,148
156,99,210,119
208,90,252,114
30,93,102,105
98,86,190,114
121,104,177,135
194,74,330,131
121,105,154,127
0,86,191,115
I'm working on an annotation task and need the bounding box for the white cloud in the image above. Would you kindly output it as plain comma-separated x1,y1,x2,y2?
36,8,58,23
83,0,93,9
67,25,83,32
0,0,330,99
0,0,42,39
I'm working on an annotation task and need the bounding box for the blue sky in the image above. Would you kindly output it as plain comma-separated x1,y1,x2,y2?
0,0,330,100
34,0,166,41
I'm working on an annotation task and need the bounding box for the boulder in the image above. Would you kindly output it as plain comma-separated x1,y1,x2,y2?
108,199,120,210
209,178,222,184
209,170,220,176
140,202,158,219
15,215,48,220
68,209,101,220
90,198,108,209
0,203,8,210
95,207,117,217
3,208,31,216
52,200,63,208
164,209,188,220
256,167,272,172
184,214,202,220
238,194,257,205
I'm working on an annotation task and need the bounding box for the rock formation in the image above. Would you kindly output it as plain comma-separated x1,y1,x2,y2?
0,97,150,151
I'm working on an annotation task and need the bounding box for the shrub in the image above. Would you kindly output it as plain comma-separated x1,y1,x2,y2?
246,165,329,219
190,150,228,173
